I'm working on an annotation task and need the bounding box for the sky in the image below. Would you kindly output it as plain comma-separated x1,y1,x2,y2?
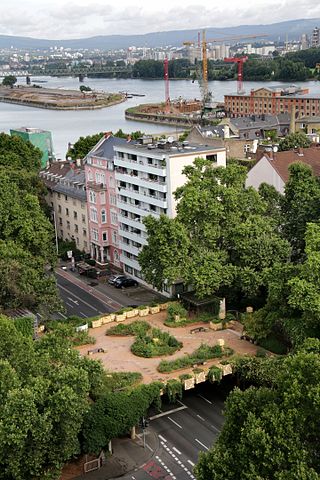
0,0,319,39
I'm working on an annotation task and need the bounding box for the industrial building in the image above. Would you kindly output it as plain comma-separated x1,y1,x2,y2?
224,86,320,118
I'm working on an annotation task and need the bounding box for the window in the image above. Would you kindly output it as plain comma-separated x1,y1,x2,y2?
95,172,106,185
65,195,68,201
125,265,133,274
73,211,77,219
111,211,118,225
87,170,93,181
82,214,86,223
83,228,87,237
114,250,120,262
59,217,62,226
81,202,85,209
102,232,108,242
89,190,96,204
91,229,99,241
76,237,79,245
244,144,251,153
90,207,98,222
100,191,106,203
75,224,78,233
57,192,61,199
101,209,107,223
112,231,118,244
67,221,70,230
60,229,64,237
110,194,117,206
66,208,69,216
84,241,88,248
58,205,61,213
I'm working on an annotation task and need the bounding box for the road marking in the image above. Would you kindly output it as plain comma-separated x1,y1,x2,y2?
211,424,221,433
158,434,167,442
57,312,67,319
131,477,136,479
173,447,181,455
66,302,74,308
197,414,205,421
79,311,87,318
197,394,212,404
149,405,187,420
146,443,153,452
59,284,101,313
188,460,195,467
68,296,79,305
195,438,209,450
168,417,182,429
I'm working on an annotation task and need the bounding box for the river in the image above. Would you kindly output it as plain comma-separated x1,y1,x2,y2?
0,76,319,158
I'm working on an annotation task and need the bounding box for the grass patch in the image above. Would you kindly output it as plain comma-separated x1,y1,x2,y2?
157,343,233,373
131,328,182,358
164,310,216,328
106,320,150,337
102,371,143,392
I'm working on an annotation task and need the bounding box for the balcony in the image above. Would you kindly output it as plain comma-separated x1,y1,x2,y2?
120,253,141,271
86,181,107,192
115,173,167,193
119,214,146,231
117,188,167,208
114,157,166,176
119,241,141,257
119,228,148,245
117,200,161,218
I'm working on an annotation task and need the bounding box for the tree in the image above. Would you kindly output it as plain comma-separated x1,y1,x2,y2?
281,163,320,260
140,160,290,299
0,132,42,172
0,315,98,480
195,344,320,480
2,75,17,87
79,85,92,92
66,132,104,160
278,132,312,151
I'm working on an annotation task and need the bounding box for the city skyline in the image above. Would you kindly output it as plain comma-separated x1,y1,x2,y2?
0,0,320,40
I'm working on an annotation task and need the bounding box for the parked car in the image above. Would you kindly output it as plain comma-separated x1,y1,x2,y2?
108,274,126,285
114,277,138,289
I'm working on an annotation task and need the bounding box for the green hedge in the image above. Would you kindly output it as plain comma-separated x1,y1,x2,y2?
131,328,182,358
106,321,150,337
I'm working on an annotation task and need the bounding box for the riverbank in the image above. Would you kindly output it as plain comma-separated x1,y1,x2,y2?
125,101,203,127
0,85,126,110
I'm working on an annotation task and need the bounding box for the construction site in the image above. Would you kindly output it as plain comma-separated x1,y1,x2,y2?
125,31,267,127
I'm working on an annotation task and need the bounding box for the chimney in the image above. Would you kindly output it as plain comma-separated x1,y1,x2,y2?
104,131,112,139
127,135,132,142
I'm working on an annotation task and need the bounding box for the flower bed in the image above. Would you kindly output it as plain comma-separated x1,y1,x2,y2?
131,328,182,358
106,320,150,337
157,343,233,373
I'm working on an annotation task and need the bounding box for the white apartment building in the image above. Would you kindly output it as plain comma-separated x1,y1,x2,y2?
113,139,226,292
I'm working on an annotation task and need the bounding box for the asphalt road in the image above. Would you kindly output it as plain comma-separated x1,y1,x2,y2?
55,270,122,318
122,381,232,480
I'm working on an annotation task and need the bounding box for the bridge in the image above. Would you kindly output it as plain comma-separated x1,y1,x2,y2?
0,65,133,81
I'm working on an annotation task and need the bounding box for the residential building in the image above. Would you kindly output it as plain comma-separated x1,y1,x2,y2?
311,27,320,47
40,161,89,252
224,86,320,118
113,139,226,289
10,127,54,169
295,116,320,137
84,133,128,268
245,146,320,194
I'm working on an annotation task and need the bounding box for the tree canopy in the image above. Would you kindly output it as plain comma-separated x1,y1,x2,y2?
2,75,17,87
195,340,320,480
278,132,312,152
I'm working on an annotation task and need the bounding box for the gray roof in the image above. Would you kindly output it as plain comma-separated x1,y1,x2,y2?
41,162,86,201
88,135,128,160
229,113,290,131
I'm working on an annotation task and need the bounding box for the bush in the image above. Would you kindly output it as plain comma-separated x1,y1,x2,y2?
166,379,182,403
207,365,222,383
13,316,34,337
157,343,233,373
131,328,182,358
106,321,150,337
258,335,288,355
167,302,187,322
46,320,95,346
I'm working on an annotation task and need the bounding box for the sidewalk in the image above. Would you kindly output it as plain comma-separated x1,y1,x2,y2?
74,429,159,480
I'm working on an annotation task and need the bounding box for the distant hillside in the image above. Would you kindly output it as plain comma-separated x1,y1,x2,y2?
0,18,319,50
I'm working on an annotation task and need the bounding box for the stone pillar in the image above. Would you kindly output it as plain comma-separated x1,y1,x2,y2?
130,426,136,440
100,246,104,264
219,298,226,320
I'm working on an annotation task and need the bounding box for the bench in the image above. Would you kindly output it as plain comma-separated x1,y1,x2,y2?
87,348,105,355
190,327,208,334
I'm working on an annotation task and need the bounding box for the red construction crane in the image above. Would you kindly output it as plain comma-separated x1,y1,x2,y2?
164,57,170,111
224,56,248,94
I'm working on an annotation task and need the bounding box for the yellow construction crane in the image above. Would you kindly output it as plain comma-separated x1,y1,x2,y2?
184,31,269,111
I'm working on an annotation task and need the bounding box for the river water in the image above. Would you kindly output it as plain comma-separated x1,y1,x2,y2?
0,76,319,158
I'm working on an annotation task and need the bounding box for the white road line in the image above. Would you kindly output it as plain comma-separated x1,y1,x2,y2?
59,284,101,313
149,405,187,420
68,297,79,305
168,417,182,429
57,312,67,319
188,460,195,467
79,311,87,318
158,434,167,442
66,302,74,308
146,443,153,452
197,414,205,421
211,424,221,433
173,447,181,455
197,394,212,404
195,438,209,450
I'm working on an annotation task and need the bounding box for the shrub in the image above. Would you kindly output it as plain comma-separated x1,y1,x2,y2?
13,316,34,337
166,379,182,403
179,373,193,381
167,303,187,322
157,343,233,373
207,365,222,383
131,328,182,358
106,321,150,337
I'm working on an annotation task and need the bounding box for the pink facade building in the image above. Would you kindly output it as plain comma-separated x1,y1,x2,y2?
84,134,127,268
